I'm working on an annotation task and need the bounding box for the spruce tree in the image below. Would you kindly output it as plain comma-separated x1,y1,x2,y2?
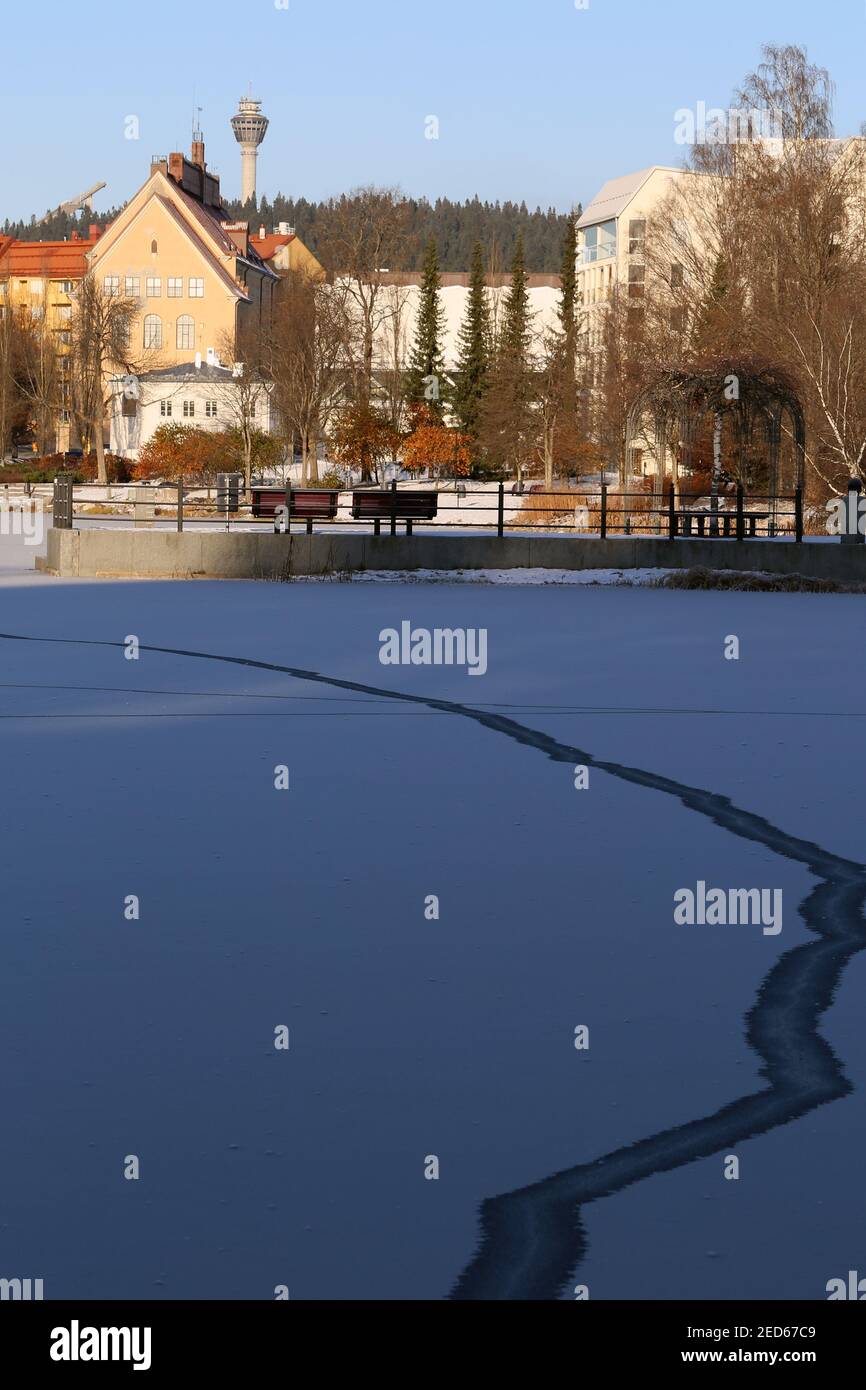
500,232,531,362
452,241,490,440
558,210,578,344
479,233,535,480
555,210,580,474
405,236,447,418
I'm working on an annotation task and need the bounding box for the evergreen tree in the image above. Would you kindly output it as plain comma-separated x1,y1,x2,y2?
558,210,578,342
452,241,491,441
554,210,581,474
500,232,532,364
405,236,447,417
479,234,536,479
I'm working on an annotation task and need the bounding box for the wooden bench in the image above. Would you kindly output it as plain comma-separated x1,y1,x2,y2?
251,487,339,534
677,510,769,539
351,489,438,535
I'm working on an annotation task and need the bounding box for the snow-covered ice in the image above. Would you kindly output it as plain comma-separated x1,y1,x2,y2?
1,534,864,1300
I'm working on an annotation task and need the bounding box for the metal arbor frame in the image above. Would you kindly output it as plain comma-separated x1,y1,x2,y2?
625,361,807,530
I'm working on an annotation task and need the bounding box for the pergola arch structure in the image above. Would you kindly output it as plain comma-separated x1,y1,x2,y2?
625,361,806,531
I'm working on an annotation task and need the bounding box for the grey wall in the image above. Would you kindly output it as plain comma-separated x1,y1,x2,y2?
39,527,866,583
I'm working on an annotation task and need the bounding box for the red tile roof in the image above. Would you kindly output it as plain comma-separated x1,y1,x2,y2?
250,233,295,261
0,230,101,280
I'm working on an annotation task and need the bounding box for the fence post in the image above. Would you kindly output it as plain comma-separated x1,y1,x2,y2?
284,479,292,536
668,484,676,540
600,483,608,540
794,485,803,543
390,478,397,537
177,476,184,533
736,483,745,542
842,477,864,545
497,481,505,538
53,476,73,530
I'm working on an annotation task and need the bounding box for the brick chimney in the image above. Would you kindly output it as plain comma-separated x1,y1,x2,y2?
223,222,250,256
191,138,206,170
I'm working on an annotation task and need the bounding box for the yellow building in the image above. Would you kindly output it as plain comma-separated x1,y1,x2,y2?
250,224,325,281
0,227,101,450
87,138,279,370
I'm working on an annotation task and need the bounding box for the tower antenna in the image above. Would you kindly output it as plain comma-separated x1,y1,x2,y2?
231,93,269,204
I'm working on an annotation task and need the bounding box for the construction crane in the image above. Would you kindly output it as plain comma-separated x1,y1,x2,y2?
38,182,107,223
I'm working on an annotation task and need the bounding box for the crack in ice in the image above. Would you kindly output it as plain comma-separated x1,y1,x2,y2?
1,629,863,1301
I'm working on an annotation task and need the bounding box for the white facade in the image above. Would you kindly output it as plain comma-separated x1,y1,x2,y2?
109,360,276,460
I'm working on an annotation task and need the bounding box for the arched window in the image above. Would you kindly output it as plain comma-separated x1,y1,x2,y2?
176,315,195,351
143,314,162,350
150,239,158,255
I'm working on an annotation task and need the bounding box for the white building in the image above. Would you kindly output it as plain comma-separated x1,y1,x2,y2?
109,358,277,460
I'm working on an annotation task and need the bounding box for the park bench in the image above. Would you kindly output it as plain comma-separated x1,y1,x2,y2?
251,487,340,534
676,509,769,539
351,489,438,535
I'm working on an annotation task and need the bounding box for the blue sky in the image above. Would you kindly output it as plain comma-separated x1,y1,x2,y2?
3,0,866,222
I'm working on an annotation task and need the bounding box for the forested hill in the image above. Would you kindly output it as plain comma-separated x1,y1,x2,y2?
223,195,580,271
4,195,579,271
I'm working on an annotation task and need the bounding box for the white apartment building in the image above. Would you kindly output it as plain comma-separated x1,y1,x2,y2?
576,166,691,319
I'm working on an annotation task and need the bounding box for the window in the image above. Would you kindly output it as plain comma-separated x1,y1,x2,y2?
121,395,137,418
628,264,646,299
167,277,183,298
160,400,172,417
60,280,74,294
189,278,204,298
628,219,646,255
57,305,71,321
104,275,120,296
176,314,195,350
582,219,617,264
58,330,71,345
670,262,684,289
182,399,195,418
205,399,218,418
146,277,161,298
151,239,158,255
670,307,686,334
143,314,162,349
124,276,140,297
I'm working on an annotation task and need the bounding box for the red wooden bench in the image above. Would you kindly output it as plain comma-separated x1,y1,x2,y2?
251,487,339,534
351,489,438,535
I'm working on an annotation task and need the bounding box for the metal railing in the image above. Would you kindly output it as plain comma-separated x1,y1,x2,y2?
51,477,805,543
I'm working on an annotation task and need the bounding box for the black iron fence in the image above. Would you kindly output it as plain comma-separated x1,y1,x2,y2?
51,477,805,543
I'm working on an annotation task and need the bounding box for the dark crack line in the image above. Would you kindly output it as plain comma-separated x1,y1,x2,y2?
1,630,863,1302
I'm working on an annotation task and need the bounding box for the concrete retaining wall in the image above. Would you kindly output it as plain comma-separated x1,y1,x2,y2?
38,526,866,583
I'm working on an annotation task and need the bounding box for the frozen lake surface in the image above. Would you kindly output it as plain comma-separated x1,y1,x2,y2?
1,532,864,1300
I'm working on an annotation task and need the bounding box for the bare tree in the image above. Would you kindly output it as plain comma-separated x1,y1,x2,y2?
0,287,25,461
69,275,142,483
215,325,271,495
373,281,412,448
787,307,866,490
18,314,63,455
316,187,411,403
642,44,866,502
269,273,356,485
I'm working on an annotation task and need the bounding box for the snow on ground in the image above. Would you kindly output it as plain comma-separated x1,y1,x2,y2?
1,535,864,1301
303,567,675,586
